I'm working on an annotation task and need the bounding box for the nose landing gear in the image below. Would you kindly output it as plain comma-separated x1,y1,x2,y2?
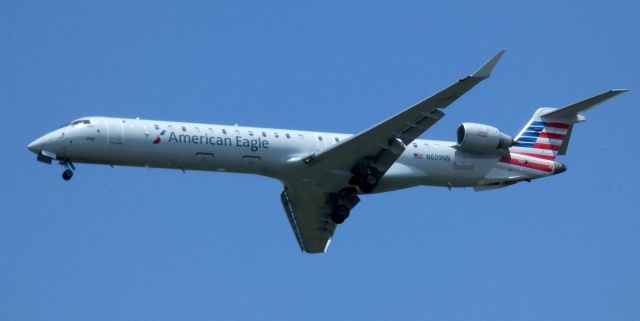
59,160,75,181
62,169,73,181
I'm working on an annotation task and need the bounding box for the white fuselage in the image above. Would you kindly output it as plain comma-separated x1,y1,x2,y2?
28,116,560,192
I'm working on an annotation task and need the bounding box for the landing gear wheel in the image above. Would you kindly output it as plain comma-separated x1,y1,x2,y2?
358,169,379,193
359,182,374,193
62,169,73,181
330,205,350,224
365,173,378,185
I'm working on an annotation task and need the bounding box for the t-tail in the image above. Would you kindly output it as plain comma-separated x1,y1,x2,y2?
510,89,629,161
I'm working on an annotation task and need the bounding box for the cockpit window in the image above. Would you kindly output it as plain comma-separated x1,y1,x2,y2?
70,119,92,126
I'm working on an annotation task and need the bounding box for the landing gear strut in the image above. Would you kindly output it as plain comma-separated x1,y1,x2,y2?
60,159,75,181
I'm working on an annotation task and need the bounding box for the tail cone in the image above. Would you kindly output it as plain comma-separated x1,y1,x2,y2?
553,162,567,174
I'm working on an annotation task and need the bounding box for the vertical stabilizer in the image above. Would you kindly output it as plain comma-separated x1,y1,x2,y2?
511,109,571,160
511,89,627,159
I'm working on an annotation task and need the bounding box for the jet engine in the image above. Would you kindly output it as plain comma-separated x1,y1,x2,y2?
456,123,513,153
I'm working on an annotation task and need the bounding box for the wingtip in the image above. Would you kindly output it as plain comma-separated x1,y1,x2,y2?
611,89,630,93
471,49,506,79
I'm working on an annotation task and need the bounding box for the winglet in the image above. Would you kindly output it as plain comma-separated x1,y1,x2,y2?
471,50,505,79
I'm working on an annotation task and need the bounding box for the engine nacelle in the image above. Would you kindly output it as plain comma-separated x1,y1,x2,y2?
456,123,513,153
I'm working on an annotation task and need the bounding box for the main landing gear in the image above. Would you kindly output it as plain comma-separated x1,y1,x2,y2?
60,159,75,181
329,188,360,225
330,205,350,224
328,162,381,225
349,163,381,193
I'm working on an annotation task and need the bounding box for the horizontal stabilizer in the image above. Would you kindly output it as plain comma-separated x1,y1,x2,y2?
542,89,628,120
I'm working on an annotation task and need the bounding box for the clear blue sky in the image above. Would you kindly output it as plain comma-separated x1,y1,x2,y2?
1,1,638,320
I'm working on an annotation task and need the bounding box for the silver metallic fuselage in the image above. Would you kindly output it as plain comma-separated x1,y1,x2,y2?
28,116,560,192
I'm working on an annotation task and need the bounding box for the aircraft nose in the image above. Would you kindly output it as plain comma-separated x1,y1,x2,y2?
27,137,45,154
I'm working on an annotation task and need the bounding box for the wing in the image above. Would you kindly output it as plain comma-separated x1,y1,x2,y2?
280,183,336,253
304,50,505,179
279,51,505,253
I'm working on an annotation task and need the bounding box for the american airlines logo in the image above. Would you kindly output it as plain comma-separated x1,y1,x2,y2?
154,130,270,152
152,130,166,144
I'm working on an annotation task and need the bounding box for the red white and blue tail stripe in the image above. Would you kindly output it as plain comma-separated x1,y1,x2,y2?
511,108,570,160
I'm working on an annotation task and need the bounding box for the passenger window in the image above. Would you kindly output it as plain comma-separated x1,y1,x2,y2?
154,124,159,130
262,132,267,137
181,126,187,132
285,133,291,139
318,136,323,141
249,130,254,136
413,143,418,148
334,137,340,142
274,133,280,138
222,129,227,135
297,134,304,139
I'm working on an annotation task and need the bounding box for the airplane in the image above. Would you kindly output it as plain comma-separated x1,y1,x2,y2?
27,50,628,253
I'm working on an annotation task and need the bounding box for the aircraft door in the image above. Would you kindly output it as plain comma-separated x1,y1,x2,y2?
105,118,124,144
